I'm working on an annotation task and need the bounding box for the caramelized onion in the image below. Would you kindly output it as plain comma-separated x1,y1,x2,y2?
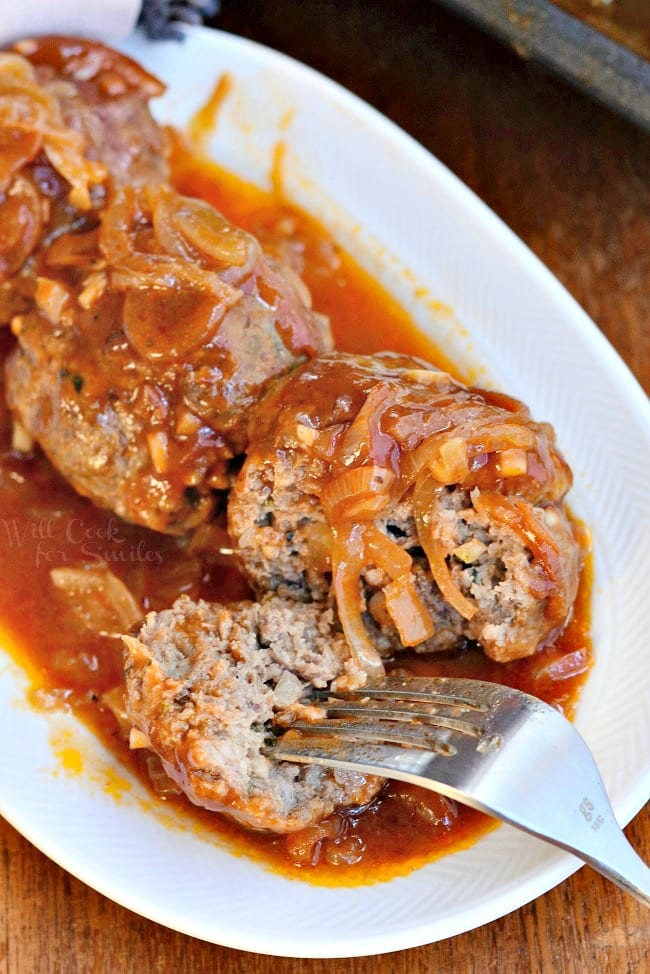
171,199,250,267
0,52,107,206
99,186,140,262
471,491,568,624
44,227,101,268
413,475,477,621
111,253,237,298
339,383,395,465
431,436,469,483
143,752,182,798
285,815,344,865
320,465,396,522
383,574,434,646
362,523,412,579
0,53,37,86
44,140,105,210
35,276,70,323
0,126,41,187
0,176,44,279
50,564,142,633
331,526,384,680
467,421,536,455
101,185,249,360
151,185,252,266
100,685,132,738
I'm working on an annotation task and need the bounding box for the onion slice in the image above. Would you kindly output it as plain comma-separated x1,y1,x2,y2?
320,465,396,522
331,526,385,680
50,564,142,633
362,523,412,579
413,475,477,621
471,491,568,624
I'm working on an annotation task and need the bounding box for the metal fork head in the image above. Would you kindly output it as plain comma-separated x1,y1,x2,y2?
267,676,650,907
273,676,527,766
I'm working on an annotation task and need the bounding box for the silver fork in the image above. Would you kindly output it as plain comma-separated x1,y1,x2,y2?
268,676,650,906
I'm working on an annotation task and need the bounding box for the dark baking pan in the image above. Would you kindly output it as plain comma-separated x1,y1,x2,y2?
434,0,650,130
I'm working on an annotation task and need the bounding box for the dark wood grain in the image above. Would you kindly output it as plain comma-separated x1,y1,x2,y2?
1,1,648,971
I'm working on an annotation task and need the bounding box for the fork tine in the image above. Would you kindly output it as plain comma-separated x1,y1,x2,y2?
310,699,486,738
271,730,457,781
313,676,489,710
290,719,458,754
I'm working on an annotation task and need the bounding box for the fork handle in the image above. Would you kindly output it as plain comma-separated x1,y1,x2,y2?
473,769,650,908
579,815,650,907
416,767,650,906
427,769,650,906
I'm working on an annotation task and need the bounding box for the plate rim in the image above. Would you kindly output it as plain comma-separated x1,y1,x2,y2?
0,23,648,958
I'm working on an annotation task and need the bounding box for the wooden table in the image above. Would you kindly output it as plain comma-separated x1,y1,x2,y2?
1,1,648,971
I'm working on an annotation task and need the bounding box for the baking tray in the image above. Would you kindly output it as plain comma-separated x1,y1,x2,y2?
434,0,650,130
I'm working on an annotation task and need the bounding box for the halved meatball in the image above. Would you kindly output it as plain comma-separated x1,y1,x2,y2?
228,352,581,669
2,38,331,534
123,595,381,833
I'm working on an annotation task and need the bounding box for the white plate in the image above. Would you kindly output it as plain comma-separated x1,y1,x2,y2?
1,26,649,958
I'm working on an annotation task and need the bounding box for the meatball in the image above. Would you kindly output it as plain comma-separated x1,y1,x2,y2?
2,38,331,533
228,352,581,669
123,595,381,833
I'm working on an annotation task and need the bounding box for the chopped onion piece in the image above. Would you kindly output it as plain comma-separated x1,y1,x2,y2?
144,752,182,798
147,430,169,474
35,276,69,323
453,538,487,563
305,521,333,573
383,574,434,646
431,436,469,483
77,270,107,310
295,423,317,446
129,727,151,749
498,448,528,477
273,670,304,707
11,418,33,453
175,409,202,437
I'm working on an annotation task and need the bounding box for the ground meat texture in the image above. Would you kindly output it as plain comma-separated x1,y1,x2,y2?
123,595,381,833
2,38,331,534
228,449,334,602
228,352,581,670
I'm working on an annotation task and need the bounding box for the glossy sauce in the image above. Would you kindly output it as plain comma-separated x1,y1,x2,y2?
0,148,592,885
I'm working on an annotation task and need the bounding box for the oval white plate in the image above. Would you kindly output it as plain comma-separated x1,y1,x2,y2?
1,26,649,958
